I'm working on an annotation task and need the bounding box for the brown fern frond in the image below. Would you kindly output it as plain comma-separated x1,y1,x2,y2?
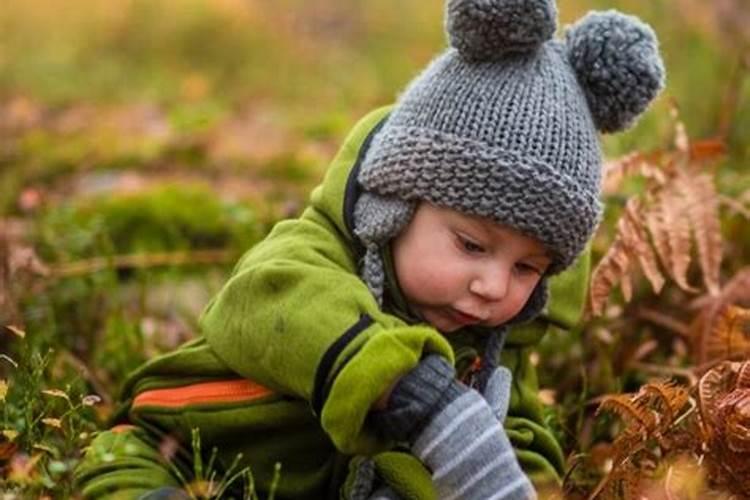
677,171,723,295
640,381,690,431
704,305,750,364
589,235,632,316
691,268,750,364
602,152,666,195
736,362,750,389
622,199,665,294
698,361,741,438
611,430,647,461
647,183,696,293
598,394,657,434
614,463,642,500
698,360,750,495
591,458,642,500
589,199,668,315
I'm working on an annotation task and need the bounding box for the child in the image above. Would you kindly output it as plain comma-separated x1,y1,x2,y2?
75,0,664,498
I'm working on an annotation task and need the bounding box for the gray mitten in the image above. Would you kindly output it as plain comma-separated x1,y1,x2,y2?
372,355,535,500
411,389,535,500
481,365,513,423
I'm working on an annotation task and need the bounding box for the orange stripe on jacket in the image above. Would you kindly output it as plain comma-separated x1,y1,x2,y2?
111,424,137,434
132,379,273,409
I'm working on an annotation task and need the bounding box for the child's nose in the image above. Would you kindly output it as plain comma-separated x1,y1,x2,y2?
469,266,510,301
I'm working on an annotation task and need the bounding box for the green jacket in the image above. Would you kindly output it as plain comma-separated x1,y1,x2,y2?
77,107,588,499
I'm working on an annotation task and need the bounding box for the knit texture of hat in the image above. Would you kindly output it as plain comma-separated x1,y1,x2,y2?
354,0,666,284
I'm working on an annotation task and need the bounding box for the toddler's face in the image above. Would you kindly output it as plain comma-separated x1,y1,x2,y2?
391,203,550,333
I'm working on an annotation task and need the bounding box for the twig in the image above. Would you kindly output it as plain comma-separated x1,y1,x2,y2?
718,194,750,220
59,349,112,406
630,362,698,386
49,249,236,278
636,307,691,339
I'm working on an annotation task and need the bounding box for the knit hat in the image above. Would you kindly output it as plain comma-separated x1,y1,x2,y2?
354,0,665,315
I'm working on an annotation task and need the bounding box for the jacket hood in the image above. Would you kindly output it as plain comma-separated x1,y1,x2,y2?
308,106,392,258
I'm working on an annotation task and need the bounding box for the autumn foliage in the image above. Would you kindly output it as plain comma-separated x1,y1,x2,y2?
579,107,750,498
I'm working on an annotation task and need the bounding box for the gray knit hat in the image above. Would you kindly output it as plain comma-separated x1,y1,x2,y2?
354,0,665,310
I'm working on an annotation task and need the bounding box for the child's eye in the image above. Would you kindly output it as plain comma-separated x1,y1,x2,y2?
516,262,543,275
458,234,485,254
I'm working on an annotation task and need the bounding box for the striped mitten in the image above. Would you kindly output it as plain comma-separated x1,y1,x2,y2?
372,355,535,500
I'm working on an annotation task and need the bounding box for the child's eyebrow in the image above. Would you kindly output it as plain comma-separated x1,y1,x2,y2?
456,213,493,238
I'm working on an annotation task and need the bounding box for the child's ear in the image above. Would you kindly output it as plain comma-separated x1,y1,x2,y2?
445,0,557,61
565,10,666,134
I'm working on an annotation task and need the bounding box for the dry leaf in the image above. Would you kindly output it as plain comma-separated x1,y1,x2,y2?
677,172,722,295
698,361,750,495
590,238,631,316
602,152,665,195
41,418,62,429
653,183,695,292
41,389,71,402
0,379,7,402
591,106,728,316
81,394,102,406
2,429,19,441
622,199,665,294
590,200,664,314
704,305,750,363
4,325,26,338
32,443,55,454
689,139,726,163
691,268,750,363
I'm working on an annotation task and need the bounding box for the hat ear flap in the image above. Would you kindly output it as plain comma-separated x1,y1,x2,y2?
565,10,666,133
446,0,557,61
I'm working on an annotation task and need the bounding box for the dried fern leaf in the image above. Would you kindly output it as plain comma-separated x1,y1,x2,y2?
641,381,689,430
693,268,750,363
736,362,750,389
590,236,632,316
591,455,642,500
647,184,695,292
705,305,750,363
622,199,665,294
598,394,655,431
677,172,722,295
603,152,665,195
698,368,724,439
689,139,726,163
589,199,666,315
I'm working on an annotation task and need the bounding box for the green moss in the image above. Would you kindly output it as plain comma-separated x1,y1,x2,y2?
36,183,266,259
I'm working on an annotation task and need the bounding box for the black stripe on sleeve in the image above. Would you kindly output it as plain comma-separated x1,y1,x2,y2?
311,314,375,417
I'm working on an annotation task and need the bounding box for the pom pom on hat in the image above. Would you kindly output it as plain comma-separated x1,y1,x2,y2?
565,10,666,133
446,0,558,61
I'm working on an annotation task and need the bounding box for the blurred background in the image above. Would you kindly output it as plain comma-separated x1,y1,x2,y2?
0,0,748,496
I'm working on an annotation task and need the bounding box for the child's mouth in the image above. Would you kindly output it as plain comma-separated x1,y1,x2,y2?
447,308,481,326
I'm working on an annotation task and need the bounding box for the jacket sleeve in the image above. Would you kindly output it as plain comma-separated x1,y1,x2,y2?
199,207,453,455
